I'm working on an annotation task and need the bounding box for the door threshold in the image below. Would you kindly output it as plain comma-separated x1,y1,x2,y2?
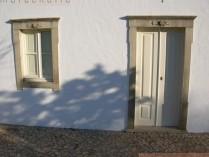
127,126,186,133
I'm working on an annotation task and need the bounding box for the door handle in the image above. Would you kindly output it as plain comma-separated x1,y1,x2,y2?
160,76,163,80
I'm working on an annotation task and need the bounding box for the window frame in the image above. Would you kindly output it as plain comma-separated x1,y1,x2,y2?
11,18,60,91
22,30,53,81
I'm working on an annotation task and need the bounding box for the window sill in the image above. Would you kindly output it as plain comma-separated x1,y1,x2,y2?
23,77,52,83
21,78,59,91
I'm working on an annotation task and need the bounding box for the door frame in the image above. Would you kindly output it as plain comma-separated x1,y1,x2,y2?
127,16,196,130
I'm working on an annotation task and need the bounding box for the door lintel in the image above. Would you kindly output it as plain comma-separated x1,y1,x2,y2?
127,16,196,28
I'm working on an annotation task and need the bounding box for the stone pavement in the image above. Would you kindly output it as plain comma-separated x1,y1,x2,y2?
139,153,209,157
0,124,208,157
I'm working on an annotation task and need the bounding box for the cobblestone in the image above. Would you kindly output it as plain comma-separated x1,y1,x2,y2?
0,125,208,157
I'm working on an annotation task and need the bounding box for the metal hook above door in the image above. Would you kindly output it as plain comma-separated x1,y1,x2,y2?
151,20,168,27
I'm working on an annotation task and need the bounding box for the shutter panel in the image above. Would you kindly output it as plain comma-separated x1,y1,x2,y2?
24,33,38,76
41,31,53,80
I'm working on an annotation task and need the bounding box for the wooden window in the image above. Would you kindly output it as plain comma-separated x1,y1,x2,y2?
22,31,53,81
11,18,60,91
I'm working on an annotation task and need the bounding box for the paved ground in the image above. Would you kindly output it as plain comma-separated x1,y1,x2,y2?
0,125,208,157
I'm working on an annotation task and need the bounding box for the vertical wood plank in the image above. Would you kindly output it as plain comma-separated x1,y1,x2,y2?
156,31,167,126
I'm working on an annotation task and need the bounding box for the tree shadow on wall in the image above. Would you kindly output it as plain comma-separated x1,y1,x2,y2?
0,64,128,131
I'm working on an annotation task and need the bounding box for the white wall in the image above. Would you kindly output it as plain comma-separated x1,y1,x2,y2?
0,0,209,132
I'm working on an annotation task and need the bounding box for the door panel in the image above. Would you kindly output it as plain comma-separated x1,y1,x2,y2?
156,32,167,126
162,30,185,126
135,31,159,126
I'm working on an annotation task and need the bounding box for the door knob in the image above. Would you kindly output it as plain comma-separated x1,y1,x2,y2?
160,76,163,80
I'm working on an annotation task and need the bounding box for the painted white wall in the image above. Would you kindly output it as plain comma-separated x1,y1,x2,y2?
0,0,209,132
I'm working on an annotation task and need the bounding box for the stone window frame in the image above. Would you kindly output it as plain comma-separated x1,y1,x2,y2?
11,18,60,91
127,16,196,130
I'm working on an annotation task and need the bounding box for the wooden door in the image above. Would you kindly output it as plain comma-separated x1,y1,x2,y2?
134,28,184,127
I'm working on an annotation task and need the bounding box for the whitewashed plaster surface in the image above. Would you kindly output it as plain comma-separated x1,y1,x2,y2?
0,0,208,132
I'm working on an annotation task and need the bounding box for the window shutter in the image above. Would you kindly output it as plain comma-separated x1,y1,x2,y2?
41,31,53,80
24,33,38,77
